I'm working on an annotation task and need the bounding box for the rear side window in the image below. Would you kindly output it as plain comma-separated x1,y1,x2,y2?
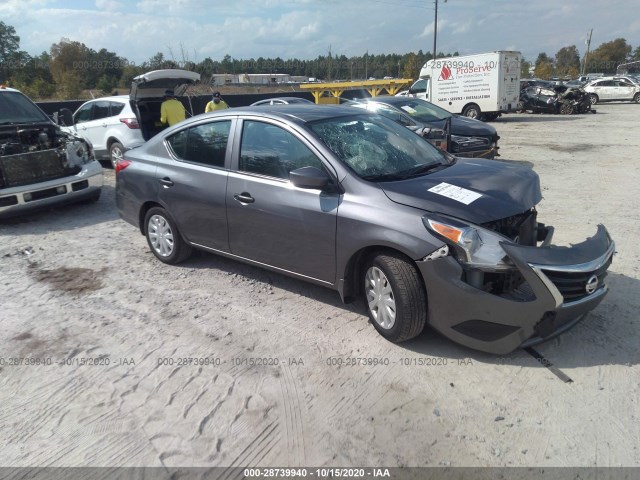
110,102,126,115
166,120,231,168
239,120,324,180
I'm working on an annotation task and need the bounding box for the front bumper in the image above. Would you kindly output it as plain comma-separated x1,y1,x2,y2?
0,160,103,218
417,225,614,354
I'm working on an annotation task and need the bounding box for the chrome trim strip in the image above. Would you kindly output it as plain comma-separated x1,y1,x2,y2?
561,284,608,307
529,241,615,273
190,242,334,287
529,265,563,308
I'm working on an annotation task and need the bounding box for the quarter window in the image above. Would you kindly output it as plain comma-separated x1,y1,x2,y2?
239,121,324,180
166,120,231,168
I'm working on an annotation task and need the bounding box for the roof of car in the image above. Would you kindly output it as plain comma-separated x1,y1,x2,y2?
203,104,369,124
82,95,130,103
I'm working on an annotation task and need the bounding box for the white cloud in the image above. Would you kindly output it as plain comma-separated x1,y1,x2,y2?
95,0,124,12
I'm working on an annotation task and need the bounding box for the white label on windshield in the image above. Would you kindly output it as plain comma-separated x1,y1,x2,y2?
400,106,418,115
428,182,482,205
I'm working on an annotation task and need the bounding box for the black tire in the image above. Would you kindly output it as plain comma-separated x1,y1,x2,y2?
634,93,640,104
363,252,427,342
483,113,499,121
589,94,599,105
144,207,192,264
462,104,481,119
559,103,574,115
109,141,125,169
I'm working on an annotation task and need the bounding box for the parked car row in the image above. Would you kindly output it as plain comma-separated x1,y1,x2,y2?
3,80,616,355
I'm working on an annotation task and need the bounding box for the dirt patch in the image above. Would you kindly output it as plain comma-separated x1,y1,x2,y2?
12,332,33,341
547,143,594,153
28,263,106,294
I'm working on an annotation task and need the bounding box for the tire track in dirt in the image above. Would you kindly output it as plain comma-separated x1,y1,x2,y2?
278,362,307,466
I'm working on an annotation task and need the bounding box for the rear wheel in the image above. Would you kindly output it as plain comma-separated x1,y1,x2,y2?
109,142,124,169
589,94,599,105
462,104,481,119
144,207,192,264
363,252,427,342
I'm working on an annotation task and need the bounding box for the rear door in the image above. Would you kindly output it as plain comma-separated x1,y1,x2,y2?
226,119,339,283
155,118,234,251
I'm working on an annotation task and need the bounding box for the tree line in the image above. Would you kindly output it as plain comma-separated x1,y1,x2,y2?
1,21,639,100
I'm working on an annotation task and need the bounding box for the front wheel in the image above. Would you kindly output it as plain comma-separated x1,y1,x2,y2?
462,104,481,119
559,103,574,115
634,93,640,104
363,252,427,342
144,207,192,264
589,94,599,105
109,142,125,169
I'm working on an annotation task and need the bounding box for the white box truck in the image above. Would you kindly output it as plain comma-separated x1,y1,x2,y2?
406,51,521,120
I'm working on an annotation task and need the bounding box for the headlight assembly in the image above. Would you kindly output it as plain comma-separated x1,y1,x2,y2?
422,215,513,271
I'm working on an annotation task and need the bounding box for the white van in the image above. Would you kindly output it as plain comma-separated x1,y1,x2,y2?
406,51,521,120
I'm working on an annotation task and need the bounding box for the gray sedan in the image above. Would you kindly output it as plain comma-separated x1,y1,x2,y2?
115,105,614,354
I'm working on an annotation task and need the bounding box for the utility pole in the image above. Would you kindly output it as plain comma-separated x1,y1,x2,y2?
581,28,593,76
433,0,447,60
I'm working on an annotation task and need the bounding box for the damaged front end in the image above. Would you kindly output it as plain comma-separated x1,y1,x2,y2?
418,209,614,354
0,124,102,217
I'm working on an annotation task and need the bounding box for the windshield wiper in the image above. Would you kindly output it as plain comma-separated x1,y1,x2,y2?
397,163,445,179
361,172,408,182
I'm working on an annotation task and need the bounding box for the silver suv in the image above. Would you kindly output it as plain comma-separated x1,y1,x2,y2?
583,77,640,104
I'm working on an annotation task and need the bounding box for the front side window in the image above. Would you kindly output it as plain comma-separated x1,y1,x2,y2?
239,121,324,180
74,104,94,123
167,120,231,168
310,114,448,181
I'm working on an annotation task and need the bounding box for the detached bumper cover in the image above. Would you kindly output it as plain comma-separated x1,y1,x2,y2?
417,225,614,354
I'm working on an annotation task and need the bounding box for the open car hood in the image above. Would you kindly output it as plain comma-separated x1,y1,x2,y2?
380,158,542,224
130,69,201,100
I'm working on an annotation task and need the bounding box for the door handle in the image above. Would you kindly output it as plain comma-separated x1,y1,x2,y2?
159,177,174,187
233,192,255,204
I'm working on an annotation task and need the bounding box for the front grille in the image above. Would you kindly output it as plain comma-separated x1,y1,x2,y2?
0,149,70,188
541,256,612,303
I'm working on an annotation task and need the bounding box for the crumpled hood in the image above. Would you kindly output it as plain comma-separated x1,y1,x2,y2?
380,158,542,223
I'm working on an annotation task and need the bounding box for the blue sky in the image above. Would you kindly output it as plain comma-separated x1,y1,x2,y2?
2,0,639,66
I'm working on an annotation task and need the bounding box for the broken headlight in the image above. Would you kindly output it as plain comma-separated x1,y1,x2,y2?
423,214,513,271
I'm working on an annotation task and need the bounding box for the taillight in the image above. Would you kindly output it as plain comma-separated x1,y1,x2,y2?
115,159,131,174
120,118,140,129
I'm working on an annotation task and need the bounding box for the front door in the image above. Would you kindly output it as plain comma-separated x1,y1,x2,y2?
226,119,339,283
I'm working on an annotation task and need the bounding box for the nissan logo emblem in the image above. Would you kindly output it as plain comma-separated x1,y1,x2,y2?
585,275,599,295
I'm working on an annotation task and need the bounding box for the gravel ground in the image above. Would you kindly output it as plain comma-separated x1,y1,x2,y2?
1,103,639,468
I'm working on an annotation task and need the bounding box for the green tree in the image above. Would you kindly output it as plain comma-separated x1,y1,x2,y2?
555,45,580,76
0,21,21,82
587,38,632,73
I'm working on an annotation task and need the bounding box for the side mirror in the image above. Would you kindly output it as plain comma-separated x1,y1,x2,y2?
58,108,74,126
289,166,330,190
